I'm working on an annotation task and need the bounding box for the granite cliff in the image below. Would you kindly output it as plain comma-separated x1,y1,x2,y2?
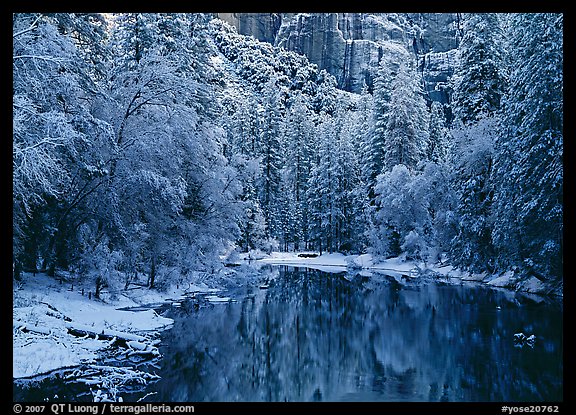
216,13,460,103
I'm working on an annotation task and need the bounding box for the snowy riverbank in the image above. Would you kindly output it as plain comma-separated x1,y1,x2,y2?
13,271,230,401
250,251,559,296
13,250,559,399
13,273,167,378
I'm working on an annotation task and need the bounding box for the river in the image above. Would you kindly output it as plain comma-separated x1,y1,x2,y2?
147,265,562,402
13,265,563,402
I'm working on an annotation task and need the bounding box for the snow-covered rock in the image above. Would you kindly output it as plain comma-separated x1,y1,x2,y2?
486,271,516,287
514,332,536,348
515,276,549,294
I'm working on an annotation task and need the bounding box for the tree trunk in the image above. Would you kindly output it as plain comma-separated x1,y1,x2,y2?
13,260,22,281
149,255,156,289
95,276,105,299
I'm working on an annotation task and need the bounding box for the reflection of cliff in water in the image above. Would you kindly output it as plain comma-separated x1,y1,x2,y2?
151,267,562,402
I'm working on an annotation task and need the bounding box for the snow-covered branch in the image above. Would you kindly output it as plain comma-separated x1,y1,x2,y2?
12,14,42,38
13,136,69,158
13,54,69,64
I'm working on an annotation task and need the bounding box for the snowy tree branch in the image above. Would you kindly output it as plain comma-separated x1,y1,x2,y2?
13,55,69,64
12,14,42,38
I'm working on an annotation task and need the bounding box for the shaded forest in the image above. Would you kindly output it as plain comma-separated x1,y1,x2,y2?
13,13,563,294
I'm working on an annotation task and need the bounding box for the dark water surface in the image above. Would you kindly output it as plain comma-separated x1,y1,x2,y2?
14,266,563,402
147,267,562,402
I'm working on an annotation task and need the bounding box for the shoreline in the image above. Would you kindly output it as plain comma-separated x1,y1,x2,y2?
13,252,561,399
249,251,562,298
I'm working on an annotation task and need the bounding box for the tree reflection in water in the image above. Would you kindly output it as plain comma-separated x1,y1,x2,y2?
151,266,562,402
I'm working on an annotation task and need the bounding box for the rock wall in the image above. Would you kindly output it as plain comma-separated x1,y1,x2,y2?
275,13,413,93
216,13,283,44
216,13,460,100
419,49,457,105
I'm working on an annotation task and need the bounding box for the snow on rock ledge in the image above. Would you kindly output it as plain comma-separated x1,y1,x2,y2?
486,271,516,288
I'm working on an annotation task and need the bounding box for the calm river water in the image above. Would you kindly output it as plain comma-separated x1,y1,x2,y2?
147,266,562,402
13,266,562,402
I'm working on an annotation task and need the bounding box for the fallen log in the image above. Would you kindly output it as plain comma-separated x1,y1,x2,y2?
126,340,148,351
65,322,147,346
125,340,159,357
15,322,53,336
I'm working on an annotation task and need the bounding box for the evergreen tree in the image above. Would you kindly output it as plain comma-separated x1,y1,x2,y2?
492,13,563,282
451,13,506,126
232,154,267,253
369,165,413,258
258,76,284,239
447,13,506,274
449,119,498,273
282,93,313,250
227,91,261,157
307,115,337,254
334,105,366,253
366,59,393,198
382,61,429,172
276,165,297,251
427,102,451,164
110,13,160,65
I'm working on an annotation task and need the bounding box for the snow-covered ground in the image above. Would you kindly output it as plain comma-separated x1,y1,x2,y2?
256,251,456,278
12,272,219,381
256,251,349,273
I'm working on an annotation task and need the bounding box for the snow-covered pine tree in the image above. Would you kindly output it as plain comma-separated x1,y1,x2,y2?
258,76,285,240
365,58,393,199
448,13,506,274
369,165,414,258
227,91,261,157
307,114,338,254
333,103,366,253
276,165,297,252
110,13,159,66
223,92,267,253
450,13,507,126
357,81,375,188
230,153,267,253
449,119,498,273
492,13,563,283
282,92,314,251
366,54,429,260
427,101,451,164
382,61,429,172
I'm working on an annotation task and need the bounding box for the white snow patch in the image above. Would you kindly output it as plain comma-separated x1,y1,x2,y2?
13,273,175,379
187,283,220,293
486,271,515,287
258,252,350,273
352,253,374,268
259,252,348,267
205,295,233,303
13,330,104,379
257,252,423,277
516,276,548,294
